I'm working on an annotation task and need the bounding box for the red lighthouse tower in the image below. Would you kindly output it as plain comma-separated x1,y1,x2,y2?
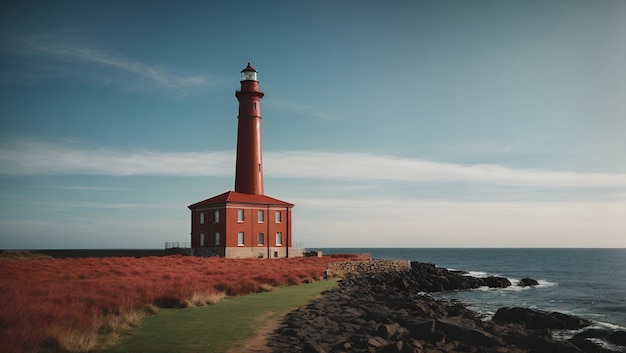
188,63,297,258
235,63,264,195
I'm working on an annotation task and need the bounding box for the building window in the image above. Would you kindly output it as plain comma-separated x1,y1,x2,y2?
253,101,257,111
238,209,244,222
258,232,264,245
200,233,205,247
276,232,283,246
275,211,282,223
199,212,204,225
258,210,264,223
238,232,244,246
215,232,220,246
214,210,219,223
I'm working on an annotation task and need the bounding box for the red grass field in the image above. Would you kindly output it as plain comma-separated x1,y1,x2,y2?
0,253,362,353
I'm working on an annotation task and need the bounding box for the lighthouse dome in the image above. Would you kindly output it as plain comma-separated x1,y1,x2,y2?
240,62,258,81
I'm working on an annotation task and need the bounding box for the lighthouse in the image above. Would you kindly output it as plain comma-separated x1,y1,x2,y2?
188,63,297,258
235,63,265,195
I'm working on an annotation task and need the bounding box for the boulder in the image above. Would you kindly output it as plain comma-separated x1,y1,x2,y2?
409,262,486,292
302,340,328,353
572,329,626,346
378,322,401,338
428,330,446,343
549,311,592,329
493,307,590,329
393,340,404,353
517,278,539,287
411,319,436,337
482,276,512,288
367,336,389,348
608,330,626,345
517,334,585,353
435,319,504,347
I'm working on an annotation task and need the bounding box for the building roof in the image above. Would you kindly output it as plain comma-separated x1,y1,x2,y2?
241,62,257,72
188,190,293,209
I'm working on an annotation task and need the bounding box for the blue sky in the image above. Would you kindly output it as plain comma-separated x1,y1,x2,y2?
0,0,624,249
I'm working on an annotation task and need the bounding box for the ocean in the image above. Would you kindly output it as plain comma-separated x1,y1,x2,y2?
317,248,626,331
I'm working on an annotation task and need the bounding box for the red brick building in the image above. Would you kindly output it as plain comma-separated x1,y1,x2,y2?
188,63,297,258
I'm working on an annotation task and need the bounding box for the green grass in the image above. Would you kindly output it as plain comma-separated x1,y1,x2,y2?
99,279,338,353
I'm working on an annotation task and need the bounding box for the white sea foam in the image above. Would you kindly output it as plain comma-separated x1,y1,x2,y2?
469,278,558,292
459,270,559,290
464,270,491,278
474,286,492,292
553,328,581,341
592,320,626,331
552,321,626,351
587,338,624,352
505,278,558,291
536,279,558,288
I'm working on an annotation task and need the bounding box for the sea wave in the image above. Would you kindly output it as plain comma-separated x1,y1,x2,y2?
463,270,490,278
554,323,626,353
592,320,626,332
458,269,559,291
501,278,558,291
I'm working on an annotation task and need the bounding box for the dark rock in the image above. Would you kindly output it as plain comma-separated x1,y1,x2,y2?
517,277,539,287
572,328,610,340
482,276,512,288
435,319,504,347
279,327,299,337
367,336,389,348
608,330,626,345
519,334,585,353
493,307,591,329
570,334,616,353
394,340,404,353
303,340,328,353
342,307,362,317
411,319,435,337
266,261,602,353
549,311,592,329
573,329,626,348
409,262,485,292
378,322,401,338
428,330,446,343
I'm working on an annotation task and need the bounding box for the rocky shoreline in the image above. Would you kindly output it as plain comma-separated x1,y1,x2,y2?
266,260,626,353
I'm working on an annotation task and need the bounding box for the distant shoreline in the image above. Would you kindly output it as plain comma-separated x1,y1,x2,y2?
15,249,184,258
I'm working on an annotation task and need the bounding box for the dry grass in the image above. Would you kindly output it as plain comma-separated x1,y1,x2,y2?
329,268,346,279
0,255,346,353
257,283,275,293
184,291,227,307
52,328,98,353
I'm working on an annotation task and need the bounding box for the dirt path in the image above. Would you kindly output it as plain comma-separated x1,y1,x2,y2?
226,287,335,353
226,310,286,353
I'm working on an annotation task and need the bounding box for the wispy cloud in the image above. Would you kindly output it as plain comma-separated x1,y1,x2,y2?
0,139,234,176
265,151,626,188
53,186,138,191
1,138,624,189
34,200,177,209
2,32,218,93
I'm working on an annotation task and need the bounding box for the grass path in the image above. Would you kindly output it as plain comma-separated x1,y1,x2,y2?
99,279,338,353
